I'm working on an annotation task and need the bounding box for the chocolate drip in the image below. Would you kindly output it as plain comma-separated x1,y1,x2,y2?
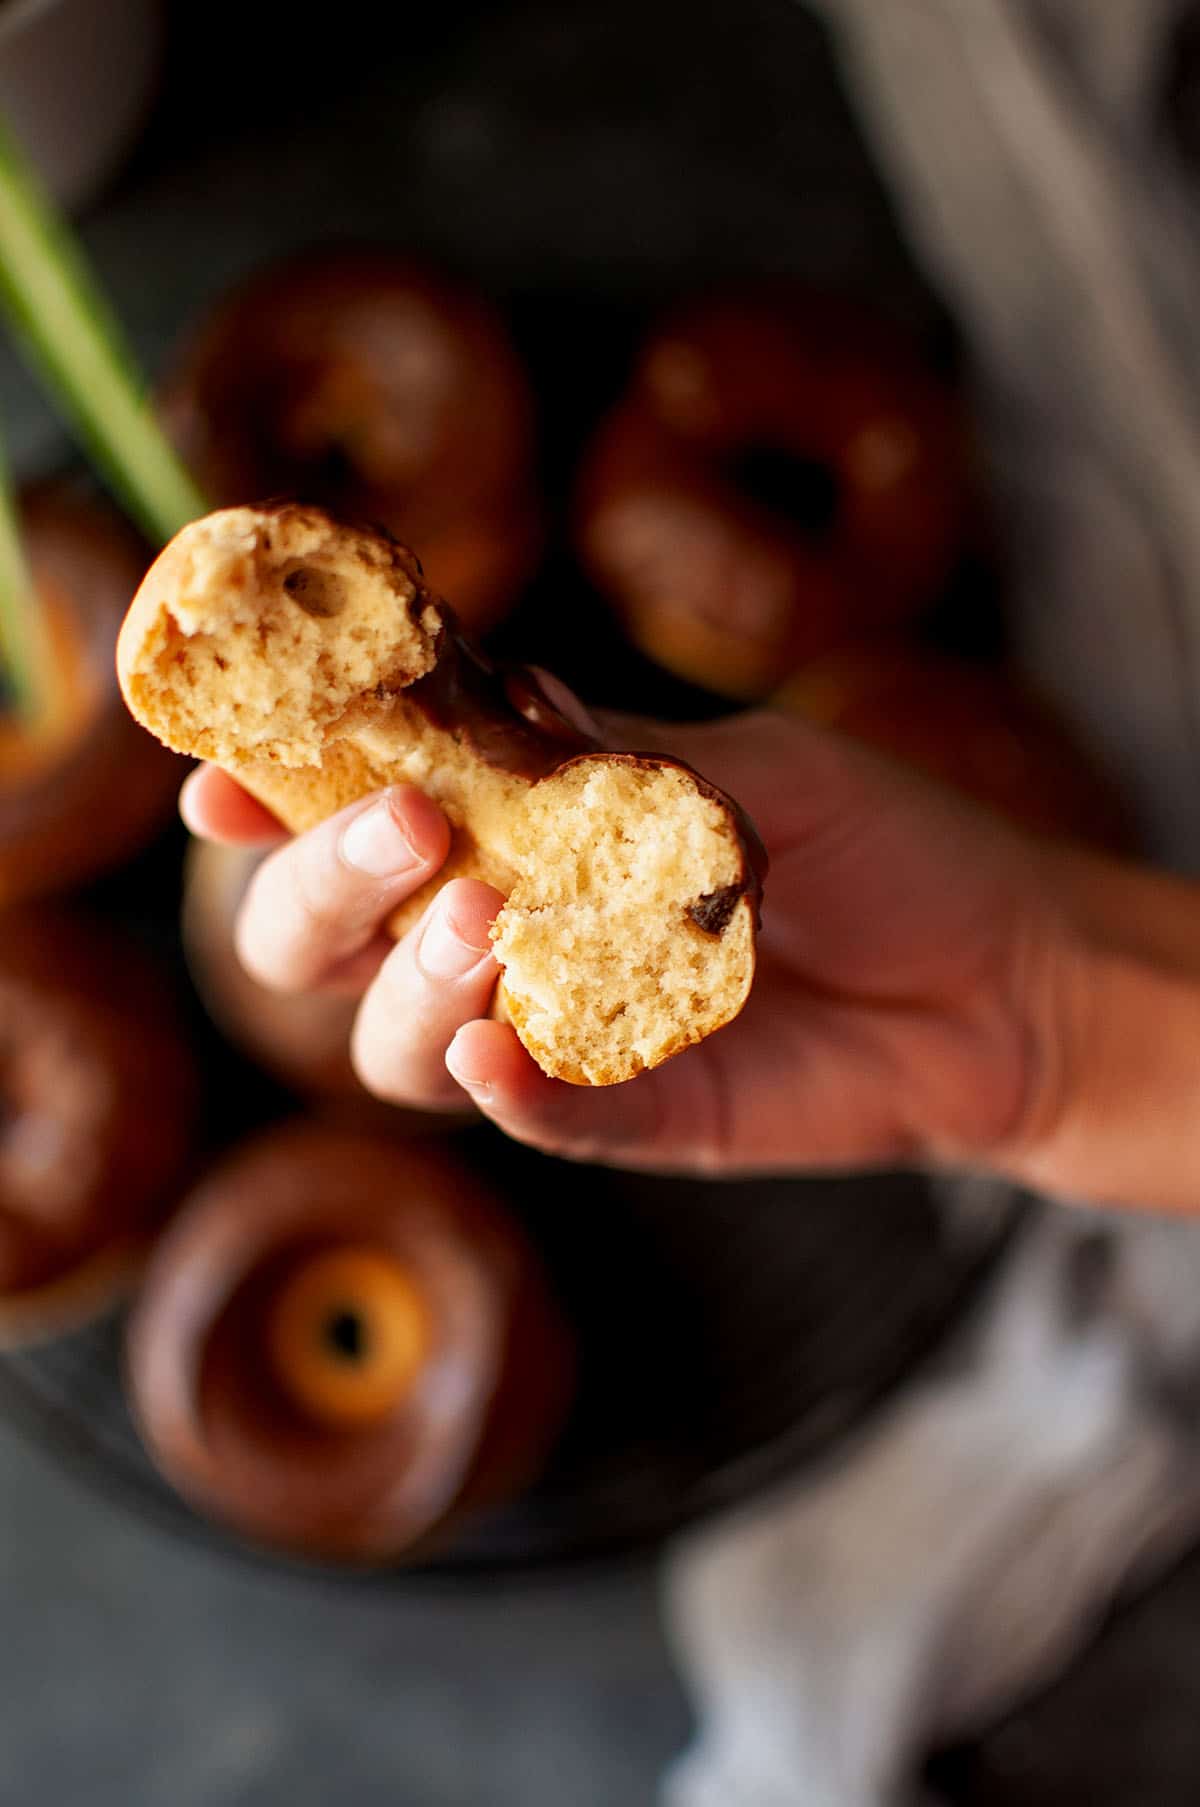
405,620,598,782
406,616,768,929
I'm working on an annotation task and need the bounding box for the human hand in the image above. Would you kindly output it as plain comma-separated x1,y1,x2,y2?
181,698,1085,1185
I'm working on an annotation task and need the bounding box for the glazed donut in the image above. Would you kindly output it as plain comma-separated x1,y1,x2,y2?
160,250,541,633
574,290,969,699
125,1124,573,1564
182,839,364,1100
776,647,1131,849
182,838,466,1126
0,483,182,906
0,909,196,1345
118,504,766,1087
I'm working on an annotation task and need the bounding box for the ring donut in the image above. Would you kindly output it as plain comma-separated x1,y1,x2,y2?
160,251,541,633
574,290,969,699
1,483,182,906
0,909,196,1345
125,1125,573,1564
181,838,469,1128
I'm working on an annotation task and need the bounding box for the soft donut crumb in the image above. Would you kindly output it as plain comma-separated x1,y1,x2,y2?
494,758,754,1085
120,506,441,769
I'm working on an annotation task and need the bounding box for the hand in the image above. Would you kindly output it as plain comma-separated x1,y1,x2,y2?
181,701,1079,1183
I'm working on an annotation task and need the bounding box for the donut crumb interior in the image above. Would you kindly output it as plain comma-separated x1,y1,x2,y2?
122,507,441,768
495,759,753,1084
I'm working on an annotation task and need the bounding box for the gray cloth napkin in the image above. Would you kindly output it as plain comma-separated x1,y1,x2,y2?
665,4,1200,1800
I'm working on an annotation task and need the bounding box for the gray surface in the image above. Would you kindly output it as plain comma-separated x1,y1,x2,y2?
0,1419,686,1806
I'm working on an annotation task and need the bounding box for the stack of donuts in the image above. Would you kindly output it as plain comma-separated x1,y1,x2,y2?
0,245,1130,1569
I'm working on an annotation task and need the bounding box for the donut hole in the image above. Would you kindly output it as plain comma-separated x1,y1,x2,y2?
324,1305,368,1361
724,444,841,539
494,757,755,1085
265,1244,432,1429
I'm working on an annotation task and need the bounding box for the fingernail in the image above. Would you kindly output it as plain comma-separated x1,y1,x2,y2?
340,792,421,879
418,899,492,980
453,1071,494,1104
446,1043,493,1102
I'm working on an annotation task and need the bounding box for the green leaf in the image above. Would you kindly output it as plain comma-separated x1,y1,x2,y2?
0,423,60,725
0,116,207,547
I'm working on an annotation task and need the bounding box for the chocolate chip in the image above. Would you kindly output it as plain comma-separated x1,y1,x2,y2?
689,882,743,936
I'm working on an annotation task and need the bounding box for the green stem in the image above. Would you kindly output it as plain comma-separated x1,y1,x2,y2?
0,116,207,546
0,424,57,725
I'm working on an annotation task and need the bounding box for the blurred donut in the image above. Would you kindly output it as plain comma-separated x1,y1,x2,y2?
160,251,541,632
183,838,368,1102
0,909,197,1344
0,483,182,906
125,1124,574,1564
181,838,468,1127
776,646,1132,849
575,290,969,699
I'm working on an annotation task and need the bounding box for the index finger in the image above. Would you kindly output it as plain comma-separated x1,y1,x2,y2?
180,764,288,847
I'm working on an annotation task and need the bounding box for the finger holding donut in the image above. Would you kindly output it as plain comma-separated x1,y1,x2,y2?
350,878,505,1111
179,763,287,847
233,785,452,997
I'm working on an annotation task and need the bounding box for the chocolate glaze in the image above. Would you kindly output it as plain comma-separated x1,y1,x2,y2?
573,288,968,700
160,251,540,632
405,616,600,781
398,608,769,932
126,1126,573,1565
1,483,180,907
0,911,195,1309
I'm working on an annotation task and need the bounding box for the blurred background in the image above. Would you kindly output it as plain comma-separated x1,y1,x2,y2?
4,1,1200,1802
